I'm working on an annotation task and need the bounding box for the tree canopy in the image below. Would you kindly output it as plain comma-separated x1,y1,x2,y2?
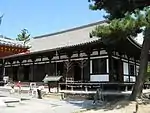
89,0,150,101
91,7,150,39
89,0,150,19
16,29,30,46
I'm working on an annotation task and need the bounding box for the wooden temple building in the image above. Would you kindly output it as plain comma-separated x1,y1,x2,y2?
0,21,144,91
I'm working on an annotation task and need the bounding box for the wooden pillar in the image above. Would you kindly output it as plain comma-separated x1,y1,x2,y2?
0,59,5,81
31,58,35,82
134,58,137,81
18,59,24,81
87,54,90,81
118,53,123,82
46,53,53,92
84,49,92,81
127,56,130,82
67,52,72,62
107,49,113,82
48,55,53,76
65,51,73,80
78,59,87,81
9,60,13,81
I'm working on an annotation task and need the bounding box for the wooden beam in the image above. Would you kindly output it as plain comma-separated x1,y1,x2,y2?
66,51,73,62
47,55,53,63
18,59,23,66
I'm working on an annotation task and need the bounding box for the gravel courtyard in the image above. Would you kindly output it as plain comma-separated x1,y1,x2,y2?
0,91,94,113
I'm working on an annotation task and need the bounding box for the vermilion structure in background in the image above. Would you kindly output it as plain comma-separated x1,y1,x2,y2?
0,36,29,58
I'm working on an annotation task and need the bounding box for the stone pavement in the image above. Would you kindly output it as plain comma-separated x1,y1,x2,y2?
0,85,49,93
0,89,94,113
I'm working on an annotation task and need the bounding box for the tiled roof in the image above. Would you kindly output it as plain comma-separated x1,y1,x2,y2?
3,37,101,58
2,20,142,59
29,21,107,52
0,35,27,48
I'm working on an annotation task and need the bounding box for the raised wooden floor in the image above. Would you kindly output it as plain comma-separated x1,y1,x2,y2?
60,89,150,96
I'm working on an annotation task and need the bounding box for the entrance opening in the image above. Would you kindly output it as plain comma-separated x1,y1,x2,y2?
13,66,18,81
112,58,120,82
57,62,64,76
24,66,30,81
74,63,81,81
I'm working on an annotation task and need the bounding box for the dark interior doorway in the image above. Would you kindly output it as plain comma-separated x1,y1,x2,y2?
74,63,81,81
112,58,120,82
57,62,64,76
24,66,30,81
13,66,18,81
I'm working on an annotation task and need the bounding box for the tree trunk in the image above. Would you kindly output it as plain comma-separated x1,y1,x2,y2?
130,28,150,101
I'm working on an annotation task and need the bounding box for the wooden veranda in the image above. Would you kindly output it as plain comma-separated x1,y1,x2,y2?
59,82,150,95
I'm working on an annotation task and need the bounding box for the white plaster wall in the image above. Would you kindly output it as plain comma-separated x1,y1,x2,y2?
90,74,109,82
136,65,139,76
90,60,92,74
91,51,98,56
130,76,136,82
124,76,129,82
100,50,107,55
123,62,129,75
107,59,109,73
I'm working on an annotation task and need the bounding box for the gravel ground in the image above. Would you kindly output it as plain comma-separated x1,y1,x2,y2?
0,91,94,113
1,89,150,113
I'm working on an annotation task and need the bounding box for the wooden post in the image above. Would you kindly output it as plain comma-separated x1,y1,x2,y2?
127,56,130,82
48,55,53,75
64,61,73,81
31,58,35,82
65,51,73,81
9,60,13,81
0,59,5,81
84,49,92,81
107,49,113,82
77,59,88,81
18,59,23,81
57,81,59,93
118,52,123,82
87,54,90,81
134,58,137,82
64,61,74,90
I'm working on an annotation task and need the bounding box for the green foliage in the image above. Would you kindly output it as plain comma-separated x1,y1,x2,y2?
16,29,30,46
91,7,150,40
89,0,150,100
88,0,150,20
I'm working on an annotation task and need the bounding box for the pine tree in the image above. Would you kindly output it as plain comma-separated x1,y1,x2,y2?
16,29,30,46
89,0,150,100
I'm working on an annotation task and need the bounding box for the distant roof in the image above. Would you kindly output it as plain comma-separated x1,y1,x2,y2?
0,35,27,48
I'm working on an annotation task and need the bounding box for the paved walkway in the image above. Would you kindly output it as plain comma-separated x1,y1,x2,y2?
0,90,94,113
1,86,150,113
0,85,49,94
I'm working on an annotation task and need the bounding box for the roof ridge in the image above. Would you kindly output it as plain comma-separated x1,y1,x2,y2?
33,20,107,39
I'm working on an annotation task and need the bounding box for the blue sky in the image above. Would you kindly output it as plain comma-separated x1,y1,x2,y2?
0,0,105,38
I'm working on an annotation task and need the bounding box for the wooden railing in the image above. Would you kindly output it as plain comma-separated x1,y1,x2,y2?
59,82,150,92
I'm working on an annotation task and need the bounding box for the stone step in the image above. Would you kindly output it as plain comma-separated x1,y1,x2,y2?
0,97,20,103
0,97,21,107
